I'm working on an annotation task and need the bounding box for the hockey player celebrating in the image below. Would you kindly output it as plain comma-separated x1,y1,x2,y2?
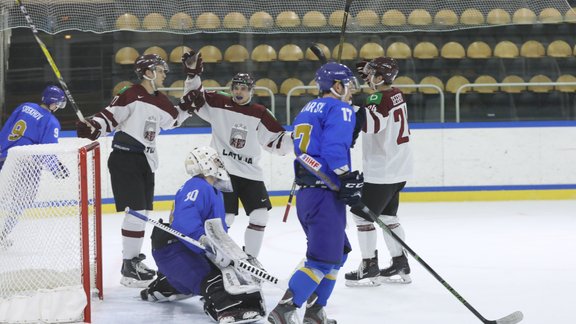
267,62,363,324
345,57,414,286
141,146,265,323
76,53,203,287
181,49,293,259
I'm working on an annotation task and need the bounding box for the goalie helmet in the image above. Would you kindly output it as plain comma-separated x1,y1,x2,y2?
363,57,399,86
41,85,67,110
134,54,169,80
185,146,232,192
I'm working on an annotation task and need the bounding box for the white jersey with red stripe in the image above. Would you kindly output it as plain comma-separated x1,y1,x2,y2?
361,87,413,184
184,76,292,181
92,84,191,171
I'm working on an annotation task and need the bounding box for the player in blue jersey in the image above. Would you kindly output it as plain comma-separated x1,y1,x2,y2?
142,146,265,323
267,62,364,324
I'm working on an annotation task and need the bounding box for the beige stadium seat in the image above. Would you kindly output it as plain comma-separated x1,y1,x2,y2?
460,8,484,25
202,79,221,89
467,41,492,59
441,42,465,59
356,10,379,27
501,75,526,93
113,81,133,96
251,44,277,62
279,44,304,61
199,45,223,63
520,40,545,58
305,43,331,61
255,78,278,96
224,44,249,62
408,9,432,26
555,75,576,92
386,42,411,59
413,41,439,59
528,75,553,93
143,13,167,30
303,11,327,27
487,8,511,25
276,11,300,28
434,9,458,26
382,10,406,26
329,10,352,27
196,12,220,29
392,76,416,94
419,76,444,94
223,12,247,29
359,42,384,60
539,8,563,24
115,13,140,30
169,46,192,63
513,8,537,24
168,80,185,98
280,78,305,96
308,80,319,96
115,47,139,65
547,40,572,57
565,7,576,23
250,11,274,28
144,46,168,61
494,41,519,58
473,75,498,93
169,12,194,30
445,75,470,94
332,43,357,60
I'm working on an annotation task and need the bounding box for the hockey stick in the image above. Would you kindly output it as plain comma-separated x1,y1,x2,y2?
15,0,88,124
309,43,328,64
125,208,287,288
282,181,297,222
296,154,524,324
336,0,354,62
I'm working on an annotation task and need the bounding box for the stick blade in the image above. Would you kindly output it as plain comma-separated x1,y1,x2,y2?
495,311,523,324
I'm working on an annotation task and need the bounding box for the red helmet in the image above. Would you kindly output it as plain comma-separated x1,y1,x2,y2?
134,54,169,79
364,57,399,85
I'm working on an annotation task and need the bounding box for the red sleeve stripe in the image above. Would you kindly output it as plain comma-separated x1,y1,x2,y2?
368,109,380,133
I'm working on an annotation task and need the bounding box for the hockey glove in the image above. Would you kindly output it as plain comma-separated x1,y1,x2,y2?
355,60,370,82
351,106,366,148
182,50,204,77
179,89,205,113
338,171,364,206
201,235,232,268
76,119,101,141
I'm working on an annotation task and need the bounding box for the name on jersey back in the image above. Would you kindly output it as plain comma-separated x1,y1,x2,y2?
301,102,325,113
22,105,43,120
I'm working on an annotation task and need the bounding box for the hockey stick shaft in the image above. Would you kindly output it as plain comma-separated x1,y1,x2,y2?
336,0,354,62
282,181,297,222
15,0,87,124
309,43,328,64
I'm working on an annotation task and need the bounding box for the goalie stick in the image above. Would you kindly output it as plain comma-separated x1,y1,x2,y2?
296,154,524,324
125,208,287,289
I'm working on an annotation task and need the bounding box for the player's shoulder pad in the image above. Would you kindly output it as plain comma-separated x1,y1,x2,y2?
117,85,131,95
365,92,383,105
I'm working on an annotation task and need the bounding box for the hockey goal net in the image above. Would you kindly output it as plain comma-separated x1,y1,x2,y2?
0,138,102,323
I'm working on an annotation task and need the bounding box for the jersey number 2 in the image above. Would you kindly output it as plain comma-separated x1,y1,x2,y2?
394,105,409,145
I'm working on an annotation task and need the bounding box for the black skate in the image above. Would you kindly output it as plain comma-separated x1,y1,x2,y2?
140,272,193,302
303,294,337,324
267,290,301,324
344,251,381,287
380,253,411,284
218,308,263,324
120,253,156,288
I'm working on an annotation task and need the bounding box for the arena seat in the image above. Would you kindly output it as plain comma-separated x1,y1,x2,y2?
223,12,247,29
501,75,526,93
413,41,439,59
565,7,576,23
143,46,168,61
419,76,444,94
276,11,300,28
224,44,249,62
513,8,537,24
467,41,492,59
202,79,221,89
143,13,167,30
441,41,465,59
332,43,357,60
386,42,411,59
307,80,319,96
546,40,572,57
434,9,458,26
539,8,563,24
392,76,416,94
251,44,277,62
199,45,223,63
113,81,133,96
196,12,221,29
473,75,498,93
278,44,304,61
329,10,352,27
555,74,576,92
115,13,140,30
115,47,139,65
255,78,278,96
460,8,485,25
168,80,184,98
280,78,305,96
520,40,545,58
356,10,379,27
382,10,406,26
169,46,192,63
169,12,194,30
305,43,331,61
250,11,274,28
408,9,432,26
487,8,511,25
528,75,553,93
494,41,519,58
445,75,470,94
303,11,327,27
359,42,384,60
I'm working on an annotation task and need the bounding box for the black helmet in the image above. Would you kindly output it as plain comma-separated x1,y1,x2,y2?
231,73,255,90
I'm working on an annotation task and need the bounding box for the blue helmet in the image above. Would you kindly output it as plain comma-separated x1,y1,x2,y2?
41,85,67,110
315,62,355,91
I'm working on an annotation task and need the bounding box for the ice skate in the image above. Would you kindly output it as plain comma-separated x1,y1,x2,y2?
218,308,263,324
267,290,302,324
120,253,156,288
303,294,337,324
140,272,193,302
344,251,381,287
379,253,411,284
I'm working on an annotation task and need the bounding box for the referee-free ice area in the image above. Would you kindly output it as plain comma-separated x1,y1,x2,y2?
92,200,576,324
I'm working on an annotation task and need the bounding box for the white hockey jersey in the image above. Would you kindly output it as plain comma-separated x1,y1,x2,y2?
93,84,191,171
361,88,413,184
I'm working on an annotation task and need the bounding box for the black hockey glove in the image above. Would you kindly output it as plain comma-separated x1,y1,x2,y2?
355,60,370,82
179,89,206,113
182,50,204,77
338,171,364,206
76,119,101,141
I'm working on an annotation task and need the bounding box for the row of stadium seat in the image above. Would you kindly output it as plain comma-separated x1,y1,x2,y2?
114,39,576,65
115,8,576,30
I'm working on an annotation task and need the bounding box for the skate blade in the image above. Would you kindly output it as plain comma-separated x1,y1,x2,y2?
379,273,412,284
219,315,263,324
345,277,382,287
120,276,154,288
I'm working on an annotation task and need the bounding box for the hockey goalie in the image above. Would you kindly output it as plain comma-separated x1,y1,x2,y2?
139,147,265,323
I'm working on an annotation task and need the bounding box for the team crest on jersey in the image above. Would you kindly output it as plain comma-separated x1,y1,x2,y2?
143,117,157,142
229,123,247,149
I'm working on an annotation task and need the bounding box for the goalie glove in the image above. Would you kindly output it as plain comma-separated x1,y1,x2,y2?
182,50,204,77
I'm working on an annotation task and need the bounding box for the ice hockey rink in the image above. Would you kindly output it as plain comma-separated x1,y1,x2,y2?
92,200,576,324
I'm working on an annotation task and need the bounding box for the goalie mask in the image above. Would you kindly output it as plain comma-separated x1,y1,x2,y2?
185,146,232,192
41,85,67,111
230,73,254,105
363,57,399,90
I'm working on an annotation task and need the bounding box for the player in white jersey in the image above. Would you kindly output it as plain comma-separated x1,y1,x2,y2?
345,57,414,286
76,53,203,287
180,49,293,259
